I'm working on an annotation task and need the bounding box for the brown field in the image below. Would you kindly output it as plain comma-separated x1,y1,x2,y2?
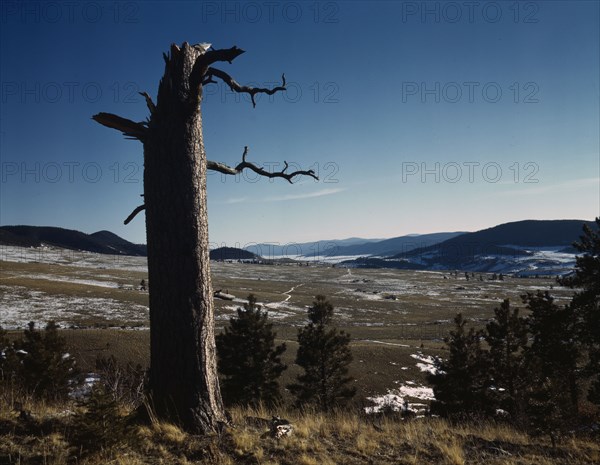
0,249,574,408
1,248,598,465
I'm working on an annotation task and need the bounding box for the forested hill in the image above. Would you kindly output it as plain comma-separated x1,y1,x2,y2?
209,247,261,261
0,226,147,256
328,231,465,257
394,219,596,259
341,219,597,274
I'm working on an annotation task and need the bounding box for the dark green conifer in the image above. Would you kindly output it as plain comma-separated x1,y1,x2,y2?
288,295,355,411
485,299,528,416
560,217,600,404
216,295,287,407
428,313,490,417
522,291,580,434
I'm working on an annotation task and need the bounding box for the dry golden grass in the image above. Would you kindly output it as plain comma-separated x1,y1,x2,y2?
355,430,379,454
434,435,465,465
232,429,261,455
1,387,599,465
153,422,188,445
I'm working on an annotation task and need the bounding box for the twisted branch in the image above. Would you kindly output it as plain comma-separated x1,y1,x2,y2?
204,68,286,107
197,46,245,67
124,204,146,225
190,46,245,90
207,147,318,184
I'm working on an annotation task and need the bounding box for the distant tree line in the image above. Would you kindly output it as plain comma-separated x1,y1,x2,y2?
428,218,600,441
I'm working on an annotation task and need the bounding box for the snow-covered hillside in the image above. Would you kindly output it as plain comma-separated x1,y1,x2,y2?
345,245,578,276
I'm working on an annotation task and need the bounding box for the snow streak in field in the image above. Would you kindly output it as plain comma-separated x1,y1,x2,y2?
0,285,148,329
13,273,120,289
0,246,147,272
363,340,411,348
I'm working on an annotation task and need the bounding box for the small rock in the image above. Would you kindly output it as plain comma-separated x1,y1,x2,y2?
270,416,293,439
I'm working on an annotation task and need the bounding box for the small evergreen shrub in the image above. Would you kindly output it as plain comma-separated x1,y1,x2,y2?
72,383,128,455
5,321,80,400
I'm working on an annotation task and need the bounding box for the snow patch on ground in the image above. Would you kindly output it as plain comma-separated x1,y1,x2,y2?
0,285,148,329
365,383,434,415
70,373,101,399
0,246,148,272
365,350,438,415
16,273,120,289
410,352,439,375
398,384,435,401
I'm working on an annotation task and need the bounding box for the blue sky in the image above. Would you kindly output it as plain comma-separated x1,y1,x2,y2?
1,1,598,246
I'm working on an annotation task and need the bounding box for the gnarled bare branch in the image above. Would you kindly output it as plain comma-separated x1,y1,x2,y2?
92,112,146,141
197,46,245,67
205,68,286,108
124,204,146,225
207,147,318,184
190,46,245,90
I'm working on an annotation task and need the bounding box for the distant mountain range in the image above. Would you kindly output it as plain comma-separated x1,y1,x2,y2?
1,219,595,275
245,237,384,258
0,226,147,256
246,233,464,258
323,232,466,257
343,219,596,275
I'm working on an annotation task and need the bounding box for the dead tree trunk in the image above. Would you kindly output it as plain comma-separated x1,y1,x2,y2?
93,42,317,433
142,43,224,432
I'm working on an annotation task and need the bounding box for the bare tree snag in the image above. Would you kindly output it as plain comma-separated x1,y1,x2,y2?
92,42,316,434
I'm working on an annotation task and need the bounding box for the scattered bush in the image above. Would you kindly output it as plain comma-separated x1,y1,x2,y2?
95,354,146,409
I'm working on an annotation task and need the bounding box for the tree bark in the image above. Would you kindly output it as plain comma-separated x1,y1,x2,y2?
143,42,226,433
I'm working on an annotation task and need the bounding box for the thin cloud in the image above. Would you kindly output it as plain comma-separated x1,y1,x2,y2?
215,188,345,205
222,197,249,204
265,187,346,202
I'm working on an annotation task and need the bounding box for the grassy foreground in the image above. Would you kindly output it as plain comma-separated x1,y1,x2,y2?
1,397,598,465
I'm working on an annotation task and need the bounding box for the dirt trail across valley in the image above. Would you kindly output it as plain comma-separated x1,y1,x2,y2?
264,283,305,309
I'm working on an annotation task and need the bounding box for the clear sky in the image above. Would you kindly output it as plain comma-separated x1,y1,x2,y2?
1,1,599,247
